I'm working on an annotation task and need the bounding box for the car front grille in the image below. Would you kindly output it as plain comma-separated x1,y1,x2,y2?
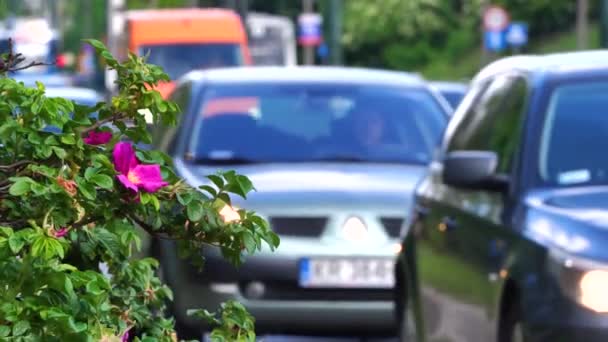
269,217,327,237
380,217,404,238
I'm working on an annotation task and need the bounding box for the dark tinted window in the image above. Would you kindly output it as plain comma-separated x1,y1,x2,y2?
188,82,448,164
540,81,608,186
141,44,243,79
447,75,528,172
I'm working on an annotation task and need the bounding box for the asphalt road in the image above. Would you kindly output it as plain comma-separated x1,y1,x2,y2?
204,335,398,342
259,336,398,342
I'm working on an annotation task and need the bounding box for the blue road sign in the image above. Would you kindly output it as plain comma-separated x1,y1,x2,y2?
506,22,528,47
298,13,323,46
484,30,507,52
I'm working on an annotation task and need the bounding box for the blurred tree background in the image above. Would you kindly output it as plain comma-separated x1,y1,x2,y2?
4,0,600,80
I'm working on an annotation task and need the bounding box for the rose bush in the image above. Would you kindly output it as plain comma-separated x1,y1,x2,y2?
0,40,279,341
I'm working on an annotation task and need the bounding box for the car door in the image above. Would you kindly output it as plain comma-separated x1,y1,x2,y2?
413,73,529,342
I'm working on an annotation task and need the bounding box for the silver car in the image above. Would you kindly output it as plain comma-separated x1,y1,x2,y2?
150,66,450,337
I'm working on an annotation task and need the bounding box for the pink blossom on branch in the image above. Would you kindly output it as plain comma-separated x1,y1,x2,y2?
121,329,130,342
113,142,168,193
54,227,69,238
83,131,112,145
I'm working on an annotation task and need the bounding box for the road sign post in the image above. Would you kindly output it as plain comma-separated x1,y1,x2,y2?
506,22,528,53
482,5,510,61
298,11,323,65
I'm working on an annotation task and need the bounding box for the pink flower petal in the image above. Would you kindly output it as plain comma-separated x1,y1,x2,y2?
54,227,69,238
84,131,112,145
113,142,139,175
117,174,139,193
121,330,130,342
131,164,168,193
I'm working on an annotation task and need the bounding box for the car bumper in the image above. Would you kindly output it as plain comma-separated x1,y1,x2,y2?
168,247,397,334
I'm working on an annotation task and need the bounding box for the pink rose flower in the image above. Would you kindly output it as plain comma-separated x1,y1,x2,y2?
54,227,69,238
121,329,130,342
113,142,168,193
84,131,112,145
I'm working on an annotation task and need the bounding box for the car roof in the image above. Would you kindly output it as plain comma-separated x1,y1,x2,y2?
181,66,426,87
472,50,608,83
429,81,468,92
125,8,239,21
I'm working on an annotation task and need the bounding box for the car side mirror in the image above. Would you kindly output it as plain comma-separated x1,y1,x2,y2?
442,150,509,192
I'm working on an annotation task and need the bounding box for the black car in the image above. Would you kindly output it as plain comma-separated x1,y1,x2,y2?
395,51,608,342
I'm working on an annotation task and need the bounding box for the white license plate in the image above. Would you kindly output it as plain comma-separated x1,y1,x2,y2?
299,257,395,288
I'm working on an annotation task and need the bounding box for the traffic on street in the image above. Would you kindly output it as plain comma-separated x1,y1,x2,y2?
1,1,608,341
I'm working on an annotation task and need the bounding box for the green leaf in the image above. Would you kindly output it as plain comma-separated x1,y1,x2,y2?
13,320,30,336
217,193,232,206
242,231,256,254
207,174,225,189
150,195,160,211
76,177,96,200
60,134,76,145
8,235,24,254
84,39,106,51
199,185,217,197
31,236,65,260
90,174,113,189
226,175,255,199
0,326,9,337
52,146,67,159
40,308,70,320
176,192,193,205
9,177,34,196
187,202,203,221
84,167,98,181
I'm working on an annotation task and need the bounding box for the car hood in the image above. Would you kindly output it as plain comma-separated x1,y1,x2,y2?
525,187,608,261
174,159,426,209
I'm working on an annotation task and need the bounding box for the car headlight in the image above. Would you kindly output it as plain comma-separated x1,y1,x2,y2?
548,249,608,313
219,205,240,223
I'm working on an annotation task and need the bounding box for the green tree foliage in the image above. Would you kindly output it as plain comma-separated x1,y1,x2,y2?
342,0,596,76
0,40,278,341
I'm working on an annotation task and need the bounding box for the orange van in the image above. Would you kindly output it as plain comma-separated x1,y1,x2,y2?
122,8,250,97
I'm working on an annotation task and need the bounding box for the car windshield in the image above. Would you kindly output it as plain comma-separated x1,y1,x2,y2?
188,82,447,165
141,43,242,79
540,80,608,186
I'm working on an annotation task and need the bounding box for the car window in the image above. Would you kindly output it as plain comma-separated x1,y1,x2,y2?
540,80,608,186
446,75,528,173
187,82,448,165
141,43,243,79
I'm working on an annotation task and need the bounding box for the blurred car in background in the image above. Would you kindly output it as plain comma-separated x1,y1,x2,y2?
109,8,250,98
150,66,450,337
13,72,75,88
44,86,102,106
429,81,468,112
246,12,297,66
396,51,608,342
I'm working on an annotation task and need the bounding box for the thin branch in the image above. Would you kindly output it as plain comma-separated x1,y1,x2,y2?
0,160,32,171
8,61,54,73
81,113,126,135
0,219,27,228
128,214,179,240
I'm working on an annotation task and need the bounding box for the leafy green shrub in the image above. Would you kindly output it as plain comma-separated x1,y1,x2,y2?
0,40,279,341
